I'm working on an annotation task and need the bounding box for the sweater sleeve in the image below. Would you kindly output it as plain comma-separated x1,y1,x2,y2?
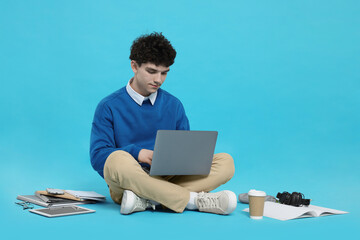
90,101,142,178
176,102,190,130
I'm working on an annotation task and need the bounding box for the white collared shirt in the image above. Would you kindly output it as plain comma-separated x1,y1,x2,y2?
126,79,157,106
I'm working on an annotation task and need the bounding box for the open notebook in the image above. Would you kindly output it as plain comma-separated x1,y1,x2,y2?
243,202,348,221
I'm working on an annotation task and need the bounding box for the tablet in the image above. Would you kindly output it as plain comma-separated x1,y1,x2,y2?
29,206,95,218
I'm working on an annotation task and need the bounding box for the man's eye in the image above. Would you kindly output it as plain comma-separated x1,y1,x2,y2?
161,72,168,75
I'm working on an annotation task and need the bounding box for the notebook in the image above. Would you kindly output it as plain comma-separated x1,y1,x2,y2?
243,202,348,221
65,190,106,201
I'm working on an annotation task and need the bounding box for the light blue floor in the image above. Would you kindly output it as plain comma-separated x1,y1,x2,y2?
1,149,358,239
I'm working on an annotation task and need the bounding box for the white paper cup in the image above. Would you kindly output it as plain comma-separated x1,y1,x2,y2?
248,189,266,219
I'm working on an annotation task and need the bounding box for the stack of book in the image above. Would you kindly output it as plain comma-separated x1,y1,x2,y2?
17,189,106,207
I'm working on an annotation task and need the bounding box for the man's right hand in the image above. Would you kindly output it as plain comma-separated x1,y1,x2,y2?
138,149,153,165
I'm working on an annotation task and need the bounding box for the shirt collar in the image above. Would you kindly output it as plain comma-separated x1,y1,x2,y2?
126,79,157,106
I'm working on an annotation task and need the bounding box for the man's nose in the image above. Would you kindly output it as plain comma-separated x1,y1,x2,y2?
154,73,162,84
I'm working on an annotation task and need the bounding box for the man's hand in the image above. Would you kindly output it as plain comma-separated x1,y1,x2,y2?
138,149,153,165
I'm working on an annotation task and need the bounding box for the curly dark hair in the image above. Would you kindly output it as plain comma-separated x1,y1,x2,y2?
129,32,177,67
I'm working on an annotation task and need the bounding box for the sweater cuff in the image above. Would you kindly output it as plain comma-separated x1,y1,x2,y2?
128,145,142,161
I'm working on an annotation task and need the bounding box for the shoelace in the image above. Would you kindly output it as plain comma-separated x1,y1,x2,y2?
147,201,156,210
135,195,156,210
197,192,219,209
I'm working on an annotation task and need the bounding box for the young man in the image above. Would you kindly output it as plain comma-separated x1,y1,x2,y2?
90,32,237,215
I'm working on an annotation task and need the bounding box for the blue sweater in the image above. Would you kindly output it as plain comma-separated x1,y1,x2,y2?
90,87,190,177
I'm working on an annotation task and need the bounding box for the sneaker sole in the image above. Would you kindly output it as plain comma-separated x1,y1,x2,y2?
120,190,135,215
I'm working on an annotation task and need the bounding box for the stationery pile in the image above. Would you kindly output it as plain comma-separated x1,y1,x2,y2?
17,188,106,208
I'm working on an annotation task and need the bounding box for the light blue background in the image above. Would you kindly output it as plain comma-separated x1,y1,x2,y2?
1,0,359,239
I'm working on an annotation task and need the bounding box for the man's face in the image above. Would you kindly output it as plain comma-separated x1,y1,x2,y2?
130,61,170,96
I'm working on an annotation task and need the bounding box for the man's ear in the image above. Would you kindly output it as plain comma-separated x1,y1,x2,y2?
131,60,138,73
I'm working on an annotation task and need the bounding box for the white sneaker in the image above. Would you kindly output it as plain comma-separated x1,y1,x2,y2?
120,190,155,215
195,190,237,215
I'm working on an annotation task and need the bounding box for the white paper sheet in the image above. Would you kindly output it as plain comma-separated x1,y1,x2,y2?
243,202,348,221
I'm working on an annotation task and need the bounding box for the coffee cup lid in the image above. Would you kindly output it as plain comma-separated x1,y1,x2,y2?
248,189,266,197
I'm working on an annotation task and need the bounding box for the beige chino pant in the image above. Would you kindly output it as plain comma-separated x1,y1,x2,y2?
104,150,235,213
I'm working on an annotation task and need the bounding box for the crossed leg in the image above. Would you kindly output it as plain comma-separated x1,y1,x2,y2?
104,150,235,213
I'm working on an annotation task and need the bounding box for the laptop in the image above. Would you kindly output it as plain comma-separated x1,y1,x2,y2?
149,130,218,176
